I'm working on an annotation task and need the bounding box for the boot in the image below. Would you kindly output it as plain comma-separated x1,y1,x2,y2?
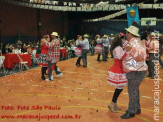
115,103,121,111
41,67,47,80
41,76,46,80
97,54,101,62
108,102,117,112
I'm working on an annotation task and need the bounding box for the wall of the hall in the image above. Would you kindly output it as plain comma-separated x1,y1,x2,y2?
1,2,163,44
0,2,68,44
82,20,163,37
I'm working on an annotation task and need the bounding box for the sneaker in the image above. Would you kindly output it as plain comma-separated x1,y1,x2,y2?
45,78,51,81
51,75,54,80
56,73,63,77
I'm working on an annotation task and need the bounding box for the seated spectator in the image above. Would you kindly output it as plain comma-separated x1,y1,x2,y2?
70,42,76,57
2,44,12,54
27,45,32,55
21,44,27,53
9,44,14,52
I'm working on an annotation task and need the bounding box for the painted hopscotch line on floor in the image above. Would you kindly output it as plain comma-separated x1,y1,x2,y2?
123,92,128,95
62,86,70,89
75,87,83,90
142,96,152,99
91,89,98,91
31,84,39,87
107,91,114,93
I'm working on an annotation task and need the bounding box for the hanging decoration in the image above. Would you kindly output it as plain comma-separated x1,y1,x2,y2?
84,9,126,22
3,0,163,12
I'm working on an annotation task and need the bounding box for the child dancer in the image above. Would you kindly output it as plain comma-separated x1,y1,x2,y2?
107,33,127,112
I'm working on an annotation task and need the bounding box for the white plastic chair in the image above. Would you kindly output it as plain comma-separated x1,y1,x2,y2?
0,56,6,75
16,54,29,71
32,50,39,65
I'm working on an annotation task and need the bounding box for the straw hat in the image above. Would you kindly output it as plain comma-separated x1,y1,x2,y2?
111,34,114,36
125,25,140,37
150,32,156,36
51,32,59,37
103,35,108,38
27,45,31,48
84,34,88,38
159,33,163,37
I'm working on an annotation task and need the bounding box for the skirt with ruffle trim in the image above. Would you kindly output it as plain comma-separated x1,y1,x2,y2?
38,54,48,67
107,71,127,89
75,47,82,57
94,44,103,54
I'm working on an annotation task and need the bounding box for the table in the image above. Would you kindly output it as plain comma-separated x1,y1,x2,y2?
3,53,31,69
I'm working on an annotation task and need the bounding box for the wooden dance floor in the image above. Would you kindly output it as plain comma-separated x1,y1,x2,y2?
0,55,163,122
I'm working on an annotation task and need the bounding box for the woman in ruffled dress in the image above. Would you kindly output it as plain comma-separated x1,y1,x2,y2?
94,34,103,62
107,33,127,112
75,35,83,66
38,35,50,80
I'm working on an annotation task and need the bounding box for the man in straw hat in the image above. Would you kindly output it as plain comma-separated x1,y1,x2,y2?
102,35,109,61
77,34,89,67
46,32,63,81
121,25,148,119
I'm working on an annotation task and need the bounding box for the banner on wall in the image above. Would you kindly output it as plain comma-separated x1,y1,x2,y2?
126,5,140,27
141,17,157,26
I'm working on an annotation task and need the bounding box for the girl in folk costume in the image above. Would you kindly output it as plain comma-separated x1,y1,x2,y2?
38,35,50,80
107,33,127,112
75,35,82,66
94,34,103,62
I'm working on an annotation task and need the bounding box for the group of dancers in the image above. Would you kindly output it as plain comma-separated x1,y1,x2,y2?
73,25,160,119
38,25,160,119
74,34,113,67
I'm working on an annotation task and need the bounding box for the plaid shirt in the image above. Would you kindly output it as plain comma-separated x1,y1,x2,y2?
46,39,60,63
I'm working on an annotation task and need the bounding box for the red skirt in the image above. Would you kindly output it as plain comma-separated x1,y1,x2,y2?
107,60,127,89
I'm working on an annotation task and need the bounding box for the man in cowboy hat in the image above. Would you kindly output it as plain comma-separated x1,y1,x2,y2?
102,35,109,61
46,32,63,81
78,34,89,67
121,25,148,119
